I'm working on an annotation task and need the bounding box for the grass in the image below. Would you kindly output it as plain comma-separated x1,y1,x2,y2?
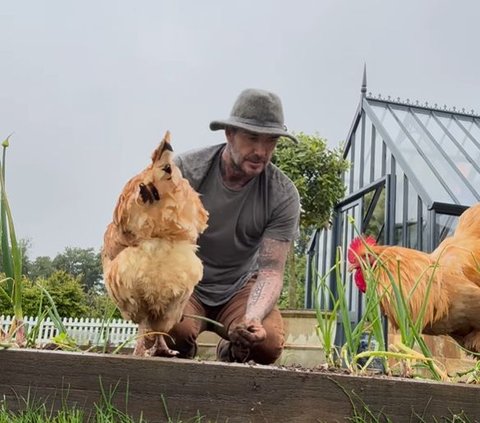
3,388,475,423
0,388,217,423
327,377,476,423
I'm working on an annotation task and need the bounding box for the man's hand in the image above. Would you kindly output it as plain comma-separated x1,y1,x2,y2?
229,320,267,349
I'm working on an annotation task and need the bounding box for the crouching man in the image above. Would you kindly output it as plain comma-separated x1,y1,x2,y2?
169,88,300,364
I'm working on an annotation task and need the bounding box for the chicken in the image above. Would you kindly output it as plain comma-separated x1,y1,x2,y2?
348,203,480,354
102,131,208,357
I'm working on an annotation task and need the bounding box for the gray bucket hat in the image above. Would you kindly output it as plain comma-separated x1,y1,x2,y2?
210,88,298,143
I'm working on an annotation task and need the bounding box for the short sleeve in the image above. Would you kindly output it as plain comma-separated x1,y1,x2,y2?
263,181,300,242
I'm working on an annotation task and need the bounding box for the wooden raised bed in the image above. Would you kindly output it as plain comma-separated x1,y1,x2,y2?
1,349,480,422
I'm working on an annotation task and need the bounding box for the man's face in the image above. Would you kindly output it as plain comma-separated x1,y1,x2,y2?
225,128,279,177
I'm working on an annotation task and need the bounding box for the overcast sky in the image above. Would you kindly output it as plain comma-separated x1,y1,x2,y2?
1,1,479,259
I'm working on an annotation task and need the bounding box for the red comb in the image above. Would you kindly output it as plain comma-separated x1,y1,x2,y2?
347,235,377,263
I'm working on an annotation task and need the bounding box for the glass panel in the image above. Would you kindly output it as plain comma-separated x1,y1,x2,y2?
373,133,383,181
437,113,472,147
435,113,480,161
339,202,363,315
406,180,419,249
436,213,459,244
315,228,333,310
394,168,405,246
460,118,480,150
469,118,480,143
316,229,325,277
369,103,453,204
343,162,350,193
385,149,392,176
353,130,362,192
418,111,480,203
363,117,373,184
343,207,356,311
393,107,477,205
343,144,352,193
363,186,386,241
422,203,429,252
380,140,387,177
453,119,480,189
323,229,332,278
339,207,349,302
415,111,460,154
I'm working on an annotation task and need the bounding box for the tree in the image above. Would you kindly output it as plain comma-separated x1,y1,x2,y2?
86,291,122,319
272,133,350,308
0,271,90,318
28,255,55,281
37,271,90,317
52,247,103,292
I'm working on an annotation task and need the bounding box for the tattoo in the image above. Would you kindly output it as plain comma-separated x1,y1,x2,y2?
250,278,266,305
257,238,290,272
245,238,291,322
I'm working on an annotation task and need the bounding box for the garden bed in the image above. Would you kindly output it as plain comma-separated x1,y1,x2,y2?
1,349,480,422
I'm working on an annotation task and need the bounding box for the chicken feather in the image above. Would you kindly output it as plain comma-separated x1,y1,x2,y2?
349,203,480,354
102,131,208,357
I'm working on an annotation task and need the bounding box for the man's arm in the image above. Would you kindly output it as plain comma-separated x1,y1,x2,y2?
229,237,291,348
245,237,290,322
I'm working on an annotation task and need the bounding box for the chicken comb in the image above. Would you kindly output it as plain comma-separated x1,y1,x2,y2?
347,235,377,263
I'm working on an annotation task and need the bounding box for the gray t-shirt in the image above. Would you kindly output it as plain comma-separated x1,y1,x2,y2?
175,144,300,306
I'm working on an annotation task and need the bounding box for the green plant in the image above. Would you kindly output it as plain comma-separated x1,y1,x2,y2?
313,263,340,367
328,377,474,423
351,233,447,380
0,136,77,350
313,227,452,380
0,135,26,346
0,387,219,422
273,133,349,308
332,246,388,374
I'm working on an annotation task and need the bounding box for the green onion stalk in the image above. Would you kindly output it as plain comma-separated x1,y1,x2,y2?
0,135,25,346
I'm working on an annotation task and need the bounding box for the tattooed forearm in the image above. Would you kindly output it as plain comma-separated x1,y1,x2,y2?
249,278,267,305
245,238,291,322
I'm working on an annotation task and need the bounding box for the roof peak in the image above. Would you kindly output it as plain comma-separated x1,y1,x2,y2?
361,63,367,97
366,92,479,118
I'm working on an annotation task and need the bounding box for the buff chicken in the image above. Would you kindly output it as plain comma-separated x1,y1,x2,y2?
102,131,208,356
348,203,480,354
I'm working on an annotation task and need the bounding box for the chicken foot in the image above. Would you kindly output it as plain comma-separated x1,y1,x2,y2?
133,324,179,357
460,330,480,355
133,323,157,356
150,334,180,357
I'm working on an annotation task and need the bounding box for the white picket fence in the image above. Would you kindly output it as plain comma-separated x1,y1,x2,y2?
0,315,139,347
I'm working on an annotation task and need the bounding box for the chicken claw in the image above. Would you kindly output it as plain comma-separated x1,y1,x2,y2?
151,335,180,357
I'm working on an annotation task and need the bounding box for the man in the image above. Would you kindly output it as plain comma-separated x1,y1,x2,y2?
170,88,300,365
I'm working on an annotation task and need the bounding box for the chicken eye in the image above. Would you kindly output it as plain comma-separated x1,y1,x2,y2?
162,164,172,174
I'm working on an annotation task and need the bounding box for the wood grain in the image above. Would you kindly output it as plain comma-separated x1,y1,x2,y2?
1,349,479,422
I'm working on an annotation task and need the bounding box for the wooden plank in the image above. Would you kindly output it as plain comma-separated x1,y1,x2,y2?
1,349,480,422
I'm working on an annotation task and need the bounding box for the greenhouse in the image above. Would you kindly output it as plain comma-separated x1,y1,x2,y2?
305,69,480,337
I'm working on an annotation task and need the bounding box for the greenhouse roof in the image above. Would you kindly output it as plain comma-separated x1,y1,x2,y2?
361,94,480,207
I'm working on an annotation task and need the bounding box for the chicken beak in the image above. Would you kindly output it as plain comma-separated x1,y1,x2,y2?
347,264,355,273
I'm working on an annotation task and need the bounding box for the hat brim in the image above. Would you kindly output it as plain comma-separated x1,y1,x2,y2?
210,119,298,144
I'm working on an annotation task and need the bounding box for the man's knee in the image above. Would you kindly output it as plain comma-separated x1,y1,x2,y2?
251,309,285,364
250,331,284,364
